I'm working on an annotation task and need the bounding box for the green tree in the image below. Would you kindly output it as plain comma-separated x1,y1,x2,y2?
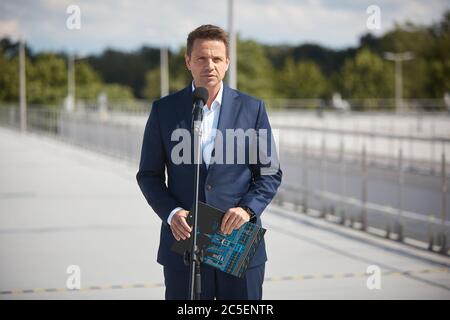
424,12,450,98
142,68,161,100
169,47,191,92
237,39,275,99
277,57,327,99
75,60,102,101
0,49,19,101
26,53,67,105
102,84,134,101
143,47,191,100
379,23,431,99
76,60,134,102
340,48,394,100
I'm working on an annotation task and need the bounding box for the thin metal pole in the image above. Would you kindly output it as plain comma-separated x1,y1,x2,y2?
339,138,346,224
160,46,169,97
431,122,436,173
397,147,404,242
302,140,308,214
384,52,414,114
294,135,301,211
321,137,326,217
442,152,448,224
371,115,375,164
68,54,75,112
441,152,448,253
228,0,237,89
188,118,203,300
409,122,413,169
396,59,402,113
361,144,367,230
19,39,27,133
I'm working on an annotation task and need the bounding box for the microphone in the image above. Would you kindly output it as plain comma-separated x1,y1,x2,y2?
192,87,209,131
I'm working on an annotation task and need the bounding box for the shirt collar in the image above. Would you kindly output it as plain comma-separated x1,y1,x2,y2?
191,81,223,111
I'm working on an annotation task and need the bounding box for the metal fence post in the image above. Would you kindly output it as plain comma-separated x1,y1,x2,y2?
440,152,448,254
431,122,436,174
302,140,309,214
294,133,301,211
409,122,413,170
397,147,404,242
361,144,367,230
371,115,376,166
390,117,394,161
339,139,346,225
126,121,133,163
428,212,435,251
320,137,326,218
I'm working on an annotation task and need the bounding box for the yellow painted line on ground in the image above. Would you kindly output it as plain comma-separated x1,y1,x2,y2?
265,268,449,283
1,268,448,295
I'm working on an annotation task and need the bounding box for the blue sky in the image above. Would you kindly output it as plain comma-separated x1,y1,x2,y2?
0,0,449,55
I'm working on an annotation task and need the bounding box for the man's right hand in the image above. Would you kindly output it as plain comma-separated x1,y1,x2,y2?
170,209,192,241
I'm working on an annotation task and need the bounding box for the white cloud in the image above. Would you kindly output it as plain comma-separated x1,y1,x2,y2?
0,0,448,54
0,19,20,40
236,0,366,47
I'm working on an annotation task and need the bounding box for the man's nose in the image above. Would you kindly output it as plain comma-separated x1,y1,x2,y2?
206,58,214,70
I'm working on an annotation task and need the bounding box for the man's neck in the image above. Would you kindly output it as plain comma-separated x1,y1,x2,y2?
192,81,222,109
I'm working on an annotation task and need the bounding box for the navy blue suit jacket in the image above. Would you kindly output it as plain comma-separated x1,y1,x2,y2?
136,84,282,268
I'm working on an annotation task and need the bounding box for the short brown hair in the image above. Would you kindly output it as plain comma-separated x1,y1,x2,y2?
186,24,229,58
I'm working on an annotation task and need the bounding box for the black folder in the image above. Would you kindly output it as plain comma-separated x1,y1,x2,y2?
171,201,266,278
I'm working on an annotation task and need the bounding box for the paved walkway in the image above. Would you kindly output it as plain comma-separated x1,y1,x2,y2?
0,127,449,299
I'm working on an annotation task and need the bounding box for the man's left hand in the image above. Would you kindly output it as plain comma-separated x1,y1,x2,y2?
220,207,251,235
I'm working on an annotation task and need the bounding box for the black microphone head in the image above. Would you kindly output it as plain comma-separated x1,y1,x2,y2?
193,87,209,105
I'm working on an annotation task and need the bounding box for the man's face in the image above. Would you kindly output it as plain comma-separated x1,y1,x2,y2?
185,39,229,90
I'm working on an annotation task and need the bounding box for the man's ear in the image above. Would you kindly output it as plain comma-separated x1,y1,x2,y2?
185,54,191,71
225,57,230,72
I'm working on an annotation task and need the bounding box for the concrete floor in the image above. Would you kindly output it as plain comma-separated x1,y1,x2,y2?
0,127,449,300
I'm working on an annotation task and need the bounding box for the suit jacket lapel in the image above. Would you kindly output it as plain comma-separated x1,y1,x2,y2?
207,85,240,176
178,86,193,131
177,85,207,175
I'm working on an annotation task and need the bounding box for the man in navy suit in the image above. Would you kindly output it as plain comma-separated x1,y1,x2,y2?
137,25,282,300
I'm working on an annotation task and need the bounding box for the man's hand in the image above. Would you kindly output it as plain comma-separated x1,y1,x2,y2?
170,209,192,241
220,207,251,235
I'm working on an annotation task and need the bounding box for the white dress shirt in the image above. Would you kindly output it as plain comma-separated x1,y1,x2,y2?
167,82,223,225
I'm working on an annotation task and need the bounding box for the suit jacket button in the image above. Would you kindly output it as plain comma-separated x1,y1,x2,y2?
206,184,212,191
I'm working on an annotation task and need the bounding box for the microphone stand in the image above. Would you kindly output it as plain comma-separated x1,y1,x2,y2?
185,101,204,300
